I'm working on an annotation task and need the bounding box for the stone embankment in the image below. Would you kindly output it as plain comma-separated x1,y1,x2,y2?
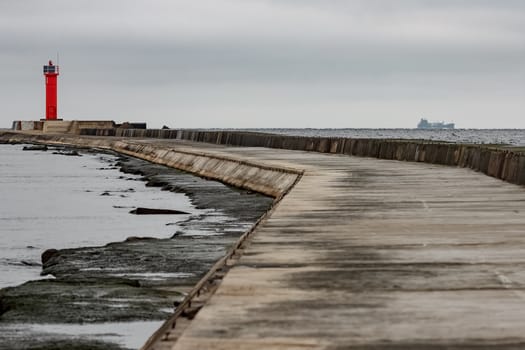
80,128,525,187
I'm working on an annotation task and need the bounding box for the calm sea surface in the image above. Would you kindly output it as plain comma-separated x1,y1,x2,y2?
234,128,525,146
0,144,213,290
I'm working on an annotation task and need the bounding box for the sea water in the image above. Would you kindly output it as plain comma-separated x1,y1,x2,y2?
235,128,525,146
0,144,203,289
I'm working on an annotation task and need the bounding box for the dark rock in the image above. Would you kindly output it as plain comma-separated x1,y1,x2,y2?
100,191,111,196
171,231,184,238
145,178,165,187
52,150,81,156
129,207,190,215
0,297,11,316
41,249,59,265
22,145,48,151
124,236,157,242
20,260,41,267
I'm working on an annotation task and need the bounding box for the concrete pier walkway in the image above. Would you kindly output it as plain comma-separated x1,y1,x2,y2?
2,133,525,349
143,141,525,349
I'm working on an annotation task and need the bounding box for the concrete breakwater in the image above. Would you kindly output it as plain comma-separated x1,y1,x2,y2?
4,130,525,349
80,128,525,186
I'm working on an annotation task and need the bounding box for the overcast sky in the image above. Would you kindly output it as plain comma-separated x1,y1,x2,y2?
1,0,524,128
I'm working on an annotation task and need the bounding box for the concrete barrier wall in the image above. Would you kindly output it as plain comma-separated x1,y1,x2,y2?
108,141,299,198
43,120,116,134
0,132,300,198
12,120,115,134
79,128,525,186
12,121,44,131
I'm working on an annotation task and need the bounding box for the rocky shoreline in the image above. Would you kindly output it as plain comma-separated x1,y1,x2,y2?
0,147,273,349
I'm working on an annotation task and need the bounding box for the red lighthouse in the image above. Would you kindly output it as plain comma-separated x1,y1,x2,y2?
43,60,59,120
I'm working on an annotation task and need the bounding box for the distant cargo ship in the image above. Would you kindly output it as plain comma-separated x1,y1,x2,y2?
417,118,455,129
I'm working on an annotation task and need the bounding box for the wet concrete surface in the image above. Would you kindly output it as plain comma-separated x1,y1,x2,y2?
0,150,273,349
138,144,525,350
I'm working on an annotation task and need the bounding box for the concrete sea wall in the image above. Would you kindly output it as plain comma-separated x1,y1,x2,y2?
0,132,300,198
80,128,525,186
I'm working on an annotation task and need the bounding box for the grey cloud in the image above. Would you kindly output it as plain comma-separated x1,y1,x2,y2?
1,0,524,128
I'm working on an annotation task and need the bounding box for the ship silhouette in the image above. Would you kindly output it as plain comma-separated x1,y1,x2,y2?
417,118,455,129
